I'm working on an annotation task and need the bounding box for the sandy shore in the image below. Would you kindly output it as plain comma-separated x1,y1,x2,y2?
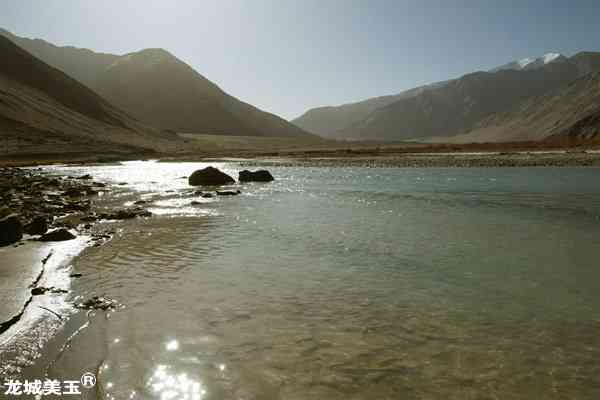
0,167,153,377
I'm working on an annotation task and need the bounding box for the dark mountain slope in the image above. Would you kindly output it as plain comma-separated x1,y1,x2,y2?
1,28,314,139
447,72,600,143
0,28,118,90
0,35,183,155
291,81,449,139
294,51,600,142
94,49,249,135
340,60,586,141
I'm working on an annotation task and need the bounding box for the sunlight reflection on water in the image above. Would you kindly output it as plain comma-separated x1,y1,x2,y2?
29,163,600,399
148,364,207,400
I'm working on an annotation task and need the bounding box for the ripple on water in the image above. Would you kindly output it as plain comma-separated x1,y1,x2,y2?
17,162,600,399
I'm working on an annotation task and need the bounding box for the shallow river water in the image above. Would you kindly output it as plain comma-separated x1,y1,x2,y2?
6,161,600,399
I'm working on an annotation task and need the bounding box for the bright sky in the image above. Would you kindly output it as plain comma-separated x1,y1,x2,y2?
1,0,599,120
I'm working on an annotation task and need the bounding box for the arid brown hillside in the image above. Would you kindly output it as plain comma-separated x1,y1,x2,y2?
339,61,589,141
0,29,314,139
0,35,183,156
294,52,600,143
439,72,600,143
291,81,451,139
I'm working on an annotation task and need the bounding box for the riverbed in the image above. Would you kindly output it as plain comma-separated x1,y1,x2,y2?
2,160,600,399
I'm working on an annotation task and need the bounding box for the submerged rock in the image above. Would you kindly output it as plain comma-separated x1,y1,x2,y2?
24,216,48,235
188,167,235,186
39,228,76,242
76,296,119,311
216,190,241,196
0,214,23,246
55,212,87,228
194,190,214,198
31,286,68,296
239,169,275,182
63,187,84,197
99,207,152,220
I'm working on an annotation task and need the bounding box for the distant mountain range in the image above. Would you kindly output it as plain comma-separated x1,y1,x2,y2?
490,52,567,72
293,52,600,143
442,71,600,143
0,28,313,140
0,34,181,156
2,25,599,148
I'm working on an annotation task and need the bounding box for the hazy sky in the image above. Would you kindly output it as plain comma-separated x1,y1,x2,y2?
1,0,599,120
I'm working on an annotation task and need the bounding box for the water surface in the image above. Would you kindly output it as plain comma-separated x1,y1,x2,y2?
19,162,600,399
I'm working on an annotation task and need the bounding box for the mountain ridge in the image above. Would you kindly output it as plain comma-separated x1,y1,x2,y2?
293,51,600,142
0,34,183,156
0,28,314,139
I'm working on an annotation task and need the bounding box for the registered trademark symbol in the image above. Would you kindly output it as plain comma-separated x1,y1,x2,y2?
81,372,96,388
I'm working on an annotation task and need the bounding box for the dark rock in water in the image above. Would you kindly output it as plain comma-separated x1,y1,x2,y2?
194,190,214,198
188,167,235,186
24,216,48,235
63,188,83,197
80,214,98,222
55,213,86,228
239,169,275,182
39,228,76,242
190,201,201,205
76,296,119,311
133,200,148,205
99,207,152,220
77,174,93,180
70,273,83,278
31,286,68,296
0,214,23,246
216,190,241,196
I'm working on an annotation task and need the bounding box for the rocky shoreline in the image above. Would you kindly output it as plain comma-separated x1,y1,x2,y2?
0,164,273,333
233,150,600,168
0,167,155,248
0,167,155,339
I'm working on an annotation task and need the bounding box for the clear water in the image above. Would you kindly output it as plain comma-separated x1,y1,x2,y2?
19,162,600,399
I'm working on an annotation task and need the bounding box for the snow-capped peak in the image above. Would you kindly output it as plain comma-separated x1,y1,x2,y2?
542,53,562,64
517,57,535,68
491,52,565,72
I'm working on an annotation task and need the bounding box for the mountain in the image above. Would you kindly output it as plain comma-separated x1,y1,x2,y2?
0,28,119,91
94,48,312,137
0,28,313,139
295,52,600,142
438,71,600,143
291,81,450,139
490,52,567,72
0,34,182,156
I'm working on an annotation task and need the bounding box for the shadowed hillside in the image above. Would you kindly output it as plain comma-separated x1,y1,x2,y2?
0,35,184,156
294,52,600,143
338,61,588,141
436,71,600,143
0,28,315,140
292,81,449,139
